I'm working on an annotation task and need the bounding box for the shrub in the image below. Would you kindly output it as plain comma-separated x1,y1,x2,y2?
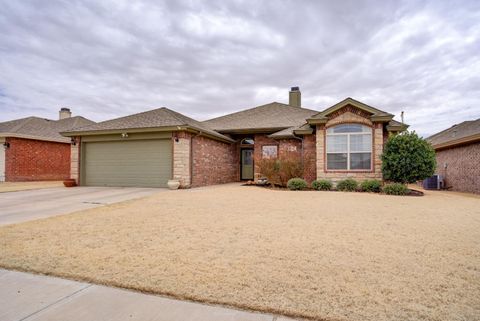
360,179,382,193
311,179,333,191
257,156,303,187
287,178,308,190
382,131,436,183
383,183,409,195
336,178,358,192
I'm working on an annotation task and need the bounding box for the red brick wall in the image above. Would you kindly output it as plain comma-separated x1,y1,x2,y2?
5,137,71,181
253,133,316,183
191,135,238,187
434,142,480,194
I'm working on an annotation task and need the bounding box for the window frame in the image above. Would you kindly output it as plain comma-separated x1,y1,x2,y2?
325,123,373,171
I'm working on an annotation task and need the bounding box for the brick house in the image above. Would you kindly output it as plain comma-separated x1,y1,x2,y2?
0,108,94,182
63,88,406,188
427,119,480,194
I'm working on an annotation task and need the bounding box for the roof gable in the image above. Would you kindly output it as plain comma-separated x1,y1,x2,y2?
307,97,394,124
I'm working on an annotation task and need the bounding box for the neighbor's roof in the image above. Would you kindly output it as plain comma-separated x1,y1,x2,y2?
63,107,234,142
203,102,318,133
0,116,94,143
427,118,480,149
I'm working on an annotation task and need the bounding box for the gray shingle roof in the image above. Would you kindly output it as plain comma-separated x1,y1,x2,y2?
427,118,480,148
203,102,319,132
64,107,233,142
0,116,94,143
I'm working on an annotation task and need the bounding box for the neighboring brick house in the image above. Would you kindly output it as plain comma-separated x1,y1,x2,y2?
0,108,94,182
427,119,480,194
62,88,406,188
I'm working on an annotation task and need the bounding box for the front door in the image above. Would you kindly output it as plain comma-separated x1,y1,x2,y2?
241,149,254,180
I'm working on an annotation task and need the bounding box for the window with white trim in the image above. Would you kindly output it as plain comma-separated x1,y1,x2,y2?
326,124,372,170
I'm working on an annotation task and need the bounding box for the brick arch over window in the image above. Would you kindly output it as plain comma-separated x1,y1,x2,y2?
326,107,373,128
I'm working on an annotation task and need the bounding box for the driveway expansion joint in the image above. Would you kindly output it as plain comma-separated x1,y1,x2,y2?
18,284,92,321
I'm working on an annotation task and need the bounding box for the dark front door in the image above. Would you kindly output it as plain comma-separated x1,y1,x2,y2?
241,149,254,180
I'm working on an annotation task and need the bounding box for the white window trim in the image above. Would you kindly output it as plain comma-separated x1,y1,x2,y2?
326,127,373,171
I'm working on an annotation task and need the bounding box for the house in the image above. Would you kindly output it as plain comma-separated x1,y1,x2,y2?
0,108,94,182
427,119,480,194
62,88,406,188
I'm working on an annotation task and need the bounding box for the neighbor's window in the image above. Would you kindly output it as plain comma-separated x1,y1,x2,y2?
262,145,278,159
326,124,372,170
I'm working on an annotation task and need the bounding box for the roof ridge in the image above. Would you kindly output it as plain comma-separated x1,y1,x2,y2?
160,107,190,126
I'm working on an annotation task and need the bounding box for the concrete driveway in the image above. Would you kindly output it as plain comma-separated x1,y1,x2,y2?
0,187,163,226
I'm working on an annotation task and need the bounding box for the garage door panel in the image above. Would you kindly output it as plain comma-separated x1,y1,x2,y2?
83,139,172,187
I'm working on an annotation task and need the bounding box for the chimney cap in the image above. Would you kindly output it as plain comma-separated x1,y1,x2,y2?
60,107,71,112
290,86,300,91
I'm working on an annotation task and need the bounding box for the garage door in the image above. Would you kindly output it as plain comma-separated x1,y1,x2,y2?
83,139,172,187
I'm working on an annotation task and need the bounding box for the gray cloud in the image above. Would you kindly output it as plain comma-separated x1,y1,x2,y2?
0,0,479,137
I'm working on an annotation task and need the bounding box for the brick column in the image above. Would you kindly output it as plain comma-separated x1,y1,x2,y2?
316,125,325,180
373,123,383,178
172,132,191,187
70,136,80,184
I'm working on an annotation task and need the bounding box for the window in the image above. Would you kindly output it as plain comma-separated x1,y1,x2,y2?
262,145,278,158
240,138,254,145
326,124,372,170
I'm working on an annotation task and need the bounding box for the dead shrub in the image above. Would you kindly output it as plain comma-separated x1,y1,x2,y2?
257,155,303,187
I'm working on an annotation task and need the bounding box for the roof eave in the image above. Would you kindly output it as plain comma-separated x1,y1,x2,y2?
386,124,409,132
216,127,289,135
431,133,480,150
0,132,69,143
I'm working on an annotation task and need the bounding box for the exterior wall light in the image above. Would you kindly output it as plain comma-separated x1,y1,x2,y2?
121,133,129,138
70,137,77,146
3,142,10,149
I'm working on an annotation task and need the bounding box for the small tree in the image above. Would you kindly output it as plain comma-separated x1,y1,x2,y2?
381,131,436,184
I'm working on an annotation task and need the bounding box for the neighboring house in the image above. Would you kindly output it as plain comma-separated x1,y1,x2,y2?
63,88,406,188
0,108,94,182
427,119,480,194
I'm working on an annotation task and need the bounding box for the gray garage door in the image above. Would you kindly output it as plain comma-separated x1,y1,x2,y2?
83,139,172,187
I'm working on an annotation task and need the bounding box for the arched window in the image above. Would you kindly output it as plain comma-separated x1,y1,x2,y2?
326,124,372,170
240,138,254,145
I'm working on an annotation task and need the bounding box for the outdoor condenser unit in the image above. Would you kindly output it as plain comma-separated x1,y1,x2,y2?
423,175,444,190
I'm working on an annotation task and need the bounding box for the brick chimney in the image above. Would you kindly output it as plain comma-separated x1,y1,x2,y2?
289,87,301,107
59,107,72,120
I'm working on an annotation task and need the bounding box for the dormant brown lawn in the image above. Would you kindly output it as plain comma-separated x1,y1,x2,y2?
0,184,479,321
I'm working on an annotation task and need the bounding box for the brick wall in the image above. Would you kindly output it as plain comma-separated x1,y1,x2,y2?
191,135,237,187
172,131,191,187
434,142,480,194
253,133,316,183
5,137,70,181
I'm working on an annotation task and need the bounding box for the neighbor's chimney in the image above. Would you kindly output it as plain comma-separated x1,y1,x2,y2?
289,87,301,107
59,107,72,120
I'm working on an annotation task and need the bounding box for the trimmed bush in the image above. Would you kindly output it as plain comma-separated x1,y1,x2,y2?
287,178,308,190
311,179,333,191
360,179,382,193
383,183,409,195
336,178,358,192
382,131,436,183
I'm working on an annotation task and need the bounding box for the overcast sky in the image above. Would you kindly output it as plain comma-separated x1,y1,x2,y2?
1,0,479,137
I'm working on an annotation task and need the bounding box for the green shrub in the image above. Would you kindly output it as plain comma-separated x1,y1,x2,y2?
360,179,382,193
287,178,308,190
382,131,436,183
257,155,303,187
383,183,409,195
336,178,358,192
311,179,333,191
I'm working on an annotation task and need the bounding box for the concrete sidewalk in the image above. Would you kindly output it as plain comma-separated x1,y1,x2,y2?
0,269,294,321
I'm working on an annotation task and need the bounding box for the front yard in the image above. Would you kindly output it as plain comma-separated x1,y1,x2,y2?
0,184,479,321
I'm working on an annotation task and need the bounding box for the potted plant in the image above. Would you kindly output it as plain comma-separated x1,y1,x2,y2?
167,180,180,190
63,179,77,187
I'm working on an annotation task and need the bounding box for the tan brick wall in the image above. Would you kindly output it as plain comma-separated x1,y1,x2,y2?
434,142,480,194
316,108,384,183
172,132,191,187
70,138,80,183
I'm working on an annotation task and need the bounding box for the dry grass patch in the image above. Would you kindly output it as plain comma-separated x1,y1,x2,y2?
0,185,479,321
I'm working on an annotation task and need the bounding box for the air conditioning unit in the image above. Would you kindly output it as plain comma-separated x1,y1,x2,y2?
423,175,444,190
